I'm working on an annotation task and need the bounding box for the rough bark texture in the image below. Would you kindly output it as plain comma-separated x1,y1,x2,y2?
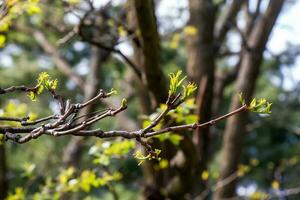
126,1,152,115
0,144,8,200
126,3,160,198
132,1,171,199
186,0,216,193
133,0,168,107
214,1,285,199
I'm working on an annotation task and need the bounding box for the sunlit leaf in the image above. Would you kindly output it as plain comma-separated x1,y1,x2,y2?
271,180,280,189
183,25,198,36
0,35,6,48
201,170,209,181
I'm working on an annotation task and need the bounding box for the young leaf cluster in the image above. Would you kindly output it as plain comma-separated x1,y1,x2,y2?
248,98,272,114
7,146,124,200
134,149,161,166
239,93,272,114
89,140,136,166
168,70,197,101
28,72,58,101
0,0,41,47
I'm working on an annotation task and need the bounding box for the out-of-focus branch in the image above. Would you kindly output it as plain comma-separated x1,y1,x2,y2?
32,30,85,89
134,0,168,105
232,22,251,51
80,37,142,80
214,0,285,198
245,0,263,36
77,12,143,80
215,0,245,49
0,0,8,21
12,23,86,90
196,171,240,200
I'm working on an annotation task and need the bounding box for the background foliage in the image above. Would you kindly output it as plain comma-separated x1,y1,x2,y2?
1,0,300,199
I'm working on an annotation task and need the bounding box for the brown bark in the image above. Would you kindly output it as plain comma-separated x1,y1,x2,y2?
126,4,160,198
186,0,216,193
0,144,8,200
212,61,241,117
214,1,285,199
133,0,168,107
131,1,191,199
131,1,168,199
126,1,152,115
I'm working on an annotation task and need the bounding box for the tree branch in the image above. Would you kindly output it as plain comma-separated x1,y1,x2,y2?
0,81,249,150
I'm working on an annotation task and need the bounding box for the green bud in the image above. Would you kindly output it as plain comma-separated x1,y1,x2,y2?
121,98,127,107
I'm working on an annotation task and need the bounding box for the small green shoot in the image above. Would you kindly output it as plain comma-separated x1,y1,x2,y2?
27,72,58,101
134,149,161,165
108,88,118,96
169,70,187,95
239,93,272,114
182,82,197,100
239,92,246,106
121,98,127,108
168,70,197,100
249,98,272,114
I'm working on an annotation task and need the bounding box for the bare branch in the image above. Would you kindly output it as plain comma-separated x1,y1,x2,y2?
76,10,143,80
0,86,248,147
79,37,142,80
0,85,38,94
0,74,250,158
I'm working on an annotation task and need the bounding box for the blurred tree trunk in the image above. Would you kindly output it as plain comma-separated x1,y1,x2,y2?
132,0,246,198
126,3,161,198
132,1,199,199
133,0,168,107
186,0,216,193
0,144,8,199
214,0,245,49
214,1,285,199
212,0,245,117
126,1,152,115
132,1,169,199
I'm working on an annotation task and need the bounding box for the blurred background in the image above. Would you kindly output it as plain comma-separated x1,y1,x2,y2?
0,0,300,199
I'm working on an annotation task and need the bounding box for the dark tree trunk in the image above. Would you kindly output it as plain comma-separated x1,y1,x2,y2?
126,3,161,199
214,1,285,199
186,0,216,194
133,0,168,107
126,0,152,115
132,1,169,199
0,144,8,200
